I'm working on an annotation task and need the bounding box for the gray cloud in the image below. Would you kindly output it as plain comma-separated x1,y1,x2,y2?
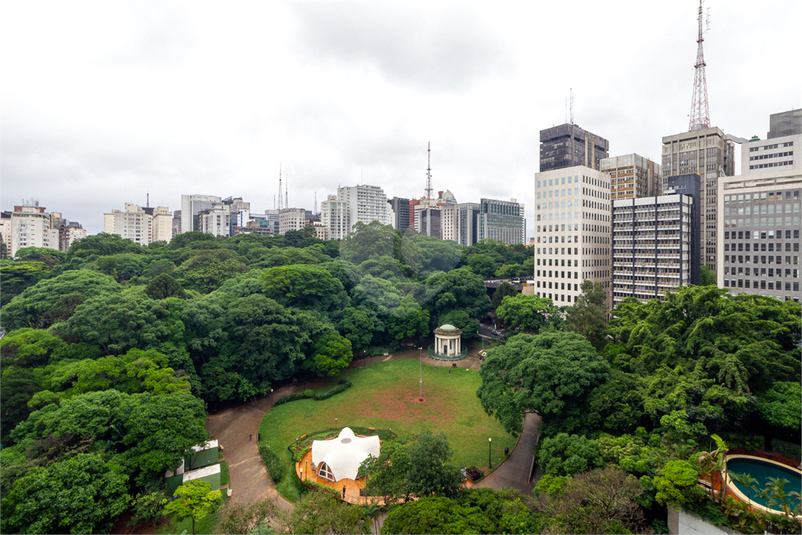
289,3,510,92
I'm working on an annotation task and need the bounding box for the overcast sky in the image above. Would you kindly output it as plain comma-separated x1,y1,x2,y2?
3,1,801,237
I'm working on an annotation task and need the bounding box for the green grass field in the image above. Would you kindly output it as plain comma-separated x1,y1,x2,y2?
258,358,517,500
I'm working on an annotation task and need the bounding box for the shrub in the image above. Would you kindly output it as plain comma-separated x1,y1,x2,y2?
258,444,285,484
305,480,342,499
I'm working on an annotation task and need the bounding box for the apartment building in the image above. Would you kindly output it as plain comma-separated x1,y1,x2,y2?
601,153,662,200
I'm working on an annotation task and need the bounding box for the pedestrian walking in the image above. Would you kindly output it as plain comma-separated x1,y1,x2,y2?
342,485,346,499
249,434,252,441
258,433,261,441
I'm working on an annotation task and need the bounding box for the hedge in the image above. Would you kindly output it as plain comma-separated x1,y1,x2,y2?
273,379,353,407
258,444,286,484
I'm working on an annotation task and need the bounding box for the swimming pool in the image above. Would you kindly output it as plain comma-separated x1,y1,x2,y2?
726,454,802,516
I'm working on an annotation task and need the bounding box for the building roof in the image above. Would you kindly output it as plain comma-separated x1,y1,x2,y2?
311,428,380,482
439,324,457,330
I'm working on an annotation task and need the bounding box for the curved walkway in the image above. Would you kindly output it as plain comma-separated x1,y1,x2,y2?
205,345,541,516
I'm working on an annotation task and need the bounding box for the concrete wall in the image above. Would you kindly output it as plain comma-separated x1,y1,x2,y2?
669,507,739,535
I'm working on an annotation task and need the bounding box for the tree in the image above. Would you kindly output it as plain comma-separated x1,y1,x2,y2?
477,331,610,436
491,281,518,309
1,270,121,331
304,332,353,377
496,294,561,334
653,459,703,508
337,307,375,353
536,467,645,535
340,221,397,265
367,432,464,503
145,272,187,299
700,265,716,286
438,309,479,340
93,253,147,282
163,480,222,535
66,231,144,259
423,267,491,323
565,280,608,349
536,433,604,476
1,453,131,534
289,492,371,535
261,264,348,312
388,294,430,343
0,261,49,306
755,381,802,430
174,249,249,294
467,253,498,278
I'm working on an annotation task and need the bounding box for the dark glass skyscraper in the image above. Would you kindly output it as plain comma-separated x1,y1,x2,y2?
539,123,609,172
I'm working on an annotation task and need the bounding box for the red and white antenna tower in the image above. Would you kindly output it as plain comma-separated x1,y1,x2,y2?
425,142,433,201
689,0,711,131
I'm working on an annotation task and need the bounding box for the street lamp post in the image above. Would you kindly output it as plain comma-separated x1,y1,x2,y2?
335,417,338,430
488,437,492,469
418,346,423,401
300,468,303,482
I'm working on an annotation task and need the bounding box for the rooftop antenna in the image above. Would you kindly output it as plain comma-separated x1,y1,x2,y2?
285,172,288,209
314,192,318,215
146,189,150,208
425,142,433,201
689,0,711,131
278,165,283,210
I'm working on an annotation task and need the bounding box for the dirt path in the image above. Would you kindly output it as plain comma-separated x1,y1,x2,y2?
204,385,297,512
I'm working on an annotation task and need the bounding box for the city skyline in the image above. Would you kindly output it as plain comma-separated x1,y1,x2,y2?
3,1,801,235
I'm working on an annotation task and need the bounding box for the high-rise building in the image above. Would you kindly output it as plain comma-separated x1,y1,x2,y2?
320,195,349,240
533,166,611,306
172,210,182,237
181,194,222,234
417,208,442,238
337,185,392,230
612,193,697,308
539,123,610,172
278,208,307,235
457,203,480,246
197,197,250,238
477,198,525,245
742,109,801,175
601,154,662,200
48,211,87,251
768,108,802,138
104,203,154,246
661,126,735,269
717,168,801,302
151,206,173,243
388,197,410,231
3,201,60,256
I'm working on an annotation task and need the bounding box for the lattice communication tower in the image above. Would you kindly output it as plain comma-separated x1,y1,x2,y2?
689,0,711,131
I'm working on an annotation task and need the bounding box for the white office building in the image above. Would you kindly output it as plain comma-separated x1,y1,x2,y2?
534,166,611,305
338,184,392,230
320,195,350,240
181,194,222,234
279,208,307,235
3,201,60,256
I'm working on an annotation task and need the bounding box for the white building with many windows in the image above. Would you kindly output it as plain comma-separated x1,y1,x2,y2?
717,169,801,302
338,184,392,231
533,166,611,306
320,195,350,240
278,208,307,235
4,201,60,256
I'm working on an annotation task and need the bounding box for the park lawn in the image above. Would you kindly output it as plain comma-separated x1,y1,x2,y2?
259,359,517,501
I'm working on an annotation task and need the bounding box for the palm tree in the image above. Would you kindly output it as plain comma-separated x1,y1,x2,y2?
730,472,759,507
762,477,794,518
697,434,729,504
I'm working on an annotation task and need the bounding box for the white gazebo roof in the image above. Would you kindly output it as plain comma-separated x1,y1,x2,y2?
311,427,380,482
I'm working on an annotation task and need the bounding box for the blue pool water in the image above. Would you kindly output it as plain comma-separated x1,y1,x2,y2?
727,457,802,511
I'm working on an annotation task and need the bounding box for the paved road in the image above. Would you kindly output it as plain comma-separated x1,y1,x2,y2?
473,412,540,495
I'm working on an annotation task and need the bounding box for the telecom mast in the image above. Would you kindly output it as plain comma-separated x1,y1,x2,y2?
425,142,433,201
689,0,711,131
278,165,283,210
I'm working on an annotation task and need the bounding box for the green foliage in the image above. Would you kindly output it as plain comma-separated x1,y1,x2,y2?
216,500,282,535
145,272,187,299
66,232,144,259
536,467,645,535
565,279,608,349
491,281,518,309
438,309,480,340
536,433,604,476
477,331,610,436
340,221,397,266
163,480,222,535
756,381,802,430
0,260,49,306
289,492,371,534
382,488,539,535
273,379,353,407
1,269,121,331
261,264,347,311
93,253,148,282
258,444,286,484
0,453,131,534
130,490,169,526
305,333,353,377
467,253,498,278
0,328,67,371
496,293,561,334
700,265,716,286
174,248,249,293
337,307,375,353
653,459,703,508
367,432,464,503
423,266,491,322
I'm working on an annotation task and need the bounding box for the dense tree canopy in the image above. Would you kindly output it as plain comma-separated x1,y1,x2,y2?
478,331,610,436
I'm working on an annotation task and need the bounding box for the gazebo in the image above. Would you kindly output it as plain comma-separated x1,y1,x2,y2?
311,428,380,482
433,324,463,357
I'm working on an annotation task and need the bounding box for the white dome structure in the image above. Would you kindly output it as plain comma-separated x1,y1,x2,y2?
311,428,380,482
